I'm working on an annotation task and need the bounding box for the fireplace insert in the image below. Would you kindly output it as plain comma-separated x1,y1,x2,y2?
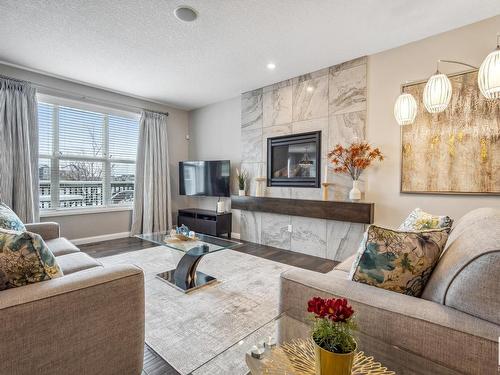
267,131,321,188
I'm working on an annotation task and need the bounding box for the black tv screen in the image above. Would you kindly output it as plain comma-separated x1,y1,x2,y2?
179,160,230,197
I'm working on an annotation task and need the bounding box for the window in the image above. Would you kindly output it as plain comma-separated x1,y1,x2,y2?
38,98,140,211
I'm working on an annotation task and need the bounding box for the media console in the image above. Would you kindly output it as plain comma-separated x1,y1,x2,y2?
177,208,232,238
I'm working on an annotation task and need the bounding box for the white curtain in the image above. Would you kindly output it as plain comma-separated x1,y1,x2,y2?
130,111,172,235
0,76,39,222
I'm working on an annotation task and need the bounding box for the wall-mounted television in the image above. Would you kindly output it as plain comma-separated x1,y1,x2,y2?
179,160,230,197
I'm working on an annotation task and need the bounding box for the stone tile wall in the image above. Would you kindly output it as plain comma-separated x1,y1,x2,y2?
237,57,368,261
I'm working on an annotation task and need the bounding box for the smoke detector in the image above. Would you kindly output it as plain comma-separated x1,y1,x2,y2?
174,6,198,22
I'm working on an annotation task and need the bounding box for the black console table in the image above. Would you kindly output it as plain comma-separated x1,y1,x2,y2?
177,208,232,238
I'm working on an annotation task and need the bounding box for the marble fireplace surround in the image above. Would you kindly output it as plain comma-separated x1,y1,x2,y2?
236,56,369,261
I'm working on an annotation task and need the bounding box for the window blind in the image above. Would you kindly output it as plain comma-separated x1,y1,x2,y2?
109,115,139,160
37,97,140,210
58,106,104,158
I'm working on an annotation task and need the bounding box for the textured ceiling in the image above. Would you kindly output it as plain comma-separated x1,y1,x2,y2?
0,0,499,110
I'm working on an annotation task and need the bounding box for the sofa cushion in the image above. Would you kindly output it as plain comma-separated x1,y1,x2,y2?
398,208,453,231
349,225,448,297
56,252,102,275
0,202,26,232
0,229,63,290
46,237,80,257
335,254,356,273
421,208,500,324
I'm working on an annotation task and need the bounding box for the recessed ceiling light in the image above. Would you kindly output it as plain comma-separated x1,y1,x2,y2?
174,6,198,22
267,62,276,70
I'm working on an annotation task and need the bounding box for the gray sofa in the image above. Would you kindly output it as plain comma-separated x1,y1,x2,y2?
279,208,500,375
0,222,145,375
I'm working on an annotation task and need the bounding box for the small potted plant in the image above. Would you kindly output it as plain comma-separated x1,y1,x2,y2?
307,296,357,375
328,142,383,201
236,168,248,196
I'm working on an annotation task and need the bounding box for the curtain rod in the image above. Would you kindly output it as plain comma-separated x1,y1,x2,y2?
0,74,169,117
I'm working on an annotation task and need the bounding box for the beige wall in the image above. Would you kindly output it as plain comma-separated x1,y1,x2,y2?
41,210,132,240
188,97,242,233
365,15,500,227
0,63,189,240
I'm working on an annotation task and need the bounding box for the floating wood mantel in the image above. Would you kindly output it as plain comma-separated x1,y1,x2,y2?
231,196,374,224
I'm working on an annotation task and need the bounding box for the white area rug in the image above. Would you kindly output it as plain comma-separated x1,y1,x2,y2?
100,247,294,375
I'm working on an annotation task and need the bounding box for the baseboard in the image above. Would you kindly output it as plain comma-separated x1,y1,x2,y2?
71,231,130,245
231,232,241,239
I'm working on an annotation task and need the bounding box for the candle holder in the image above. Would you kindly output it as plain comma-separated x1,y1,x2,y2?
321,182,333,201
255,177,266,197
264,336,277,348
250,344,266,359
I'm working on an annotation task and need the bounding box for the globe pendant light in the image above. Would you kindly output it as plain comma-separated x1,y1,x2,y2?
394,93,417,125
478,35,500,100
423,72,452,113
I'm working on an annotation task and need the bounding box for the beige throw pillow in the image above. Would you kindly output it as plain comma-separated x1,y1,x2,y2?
399,208,453,231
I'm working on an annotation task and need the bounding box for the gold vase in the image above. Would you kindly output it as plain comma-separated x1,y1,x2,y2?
314,341,356,375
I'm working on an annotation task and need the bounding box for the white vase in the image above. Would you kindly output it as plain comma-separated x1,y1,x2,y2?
349,180,361,201
216,200,225,213
238,189,246,196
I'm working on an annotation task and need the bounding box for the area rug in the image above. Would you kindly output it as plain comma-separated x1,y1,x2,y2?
100,247,294,375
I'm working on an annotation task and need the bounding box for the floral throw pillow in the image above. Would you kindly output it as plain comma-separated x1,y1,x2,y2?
0,229,63,290
0,202,26,231
349,225,449,297
398,208,453,231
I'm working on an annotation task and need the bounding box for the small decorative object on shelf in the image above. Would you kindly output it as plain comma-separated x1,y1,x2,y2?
216,197,225,213
166,225,197,241
251,344,265,359
321,182,333,201
308,296,357,375
176,224,190,236
264,336,277,349
255,177,266,197
236,168,248,196
328,142,384,201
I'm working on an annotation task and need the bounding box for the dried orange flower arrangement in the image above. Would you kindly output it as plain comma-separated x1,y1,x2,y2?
327,142,384,181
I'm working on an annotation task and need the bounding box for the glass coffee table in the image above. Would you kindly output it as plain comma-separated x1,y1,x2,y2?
241,314,461,375
136,231,241,293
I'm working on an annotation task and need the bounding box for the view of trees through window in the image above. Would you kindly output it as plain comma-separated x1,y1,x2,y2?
38,101,139,209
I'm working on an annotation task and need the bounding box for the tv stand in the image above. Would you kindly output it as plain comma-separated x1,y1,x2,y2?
177,208,232,238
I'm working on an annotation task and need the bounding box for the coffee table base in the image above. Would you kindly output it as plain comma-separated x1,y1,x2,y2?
156,269,217,293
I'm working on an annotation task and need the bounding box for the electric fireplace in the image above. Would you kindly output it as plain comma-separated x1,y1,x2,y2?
267,131,321,188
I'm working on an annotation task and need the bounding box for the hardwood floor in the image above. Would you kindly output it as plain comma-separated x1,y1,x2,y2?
142,344,179,375
233,240,338,273
79,236,338,273
80,236,338,374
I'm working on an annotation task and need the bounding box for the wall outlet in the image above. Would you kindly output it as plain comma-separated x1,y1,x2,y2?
287,224,292,232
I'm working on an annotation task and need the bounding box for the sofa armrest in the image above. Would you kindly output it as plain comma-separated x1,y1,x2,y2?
0,265,145,375
280,268,500,375
25,221,60,240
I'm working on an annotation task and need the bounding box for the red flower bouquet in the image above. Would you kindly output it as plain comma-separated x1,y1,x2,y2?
308,296,357,354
